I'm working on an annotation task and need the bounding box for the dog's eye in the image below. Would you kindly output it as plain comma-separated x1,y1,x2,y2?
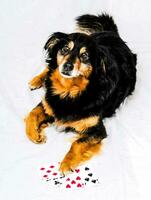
60,46,70,55
80,52,89,63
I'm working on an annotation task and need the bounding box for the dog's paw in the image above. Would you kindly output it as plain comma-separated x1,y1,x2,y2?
27,132,47,144
59,161,74,174
59,151,79,174
36,134,47,144
28,76,43,90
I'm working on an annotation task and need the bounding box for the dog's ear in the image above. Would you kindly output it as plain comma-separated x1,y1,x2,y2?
44,32,68,51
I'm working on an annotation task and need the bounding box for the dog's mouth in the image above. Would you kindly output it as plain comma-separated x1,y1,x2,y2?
59,64,81,79
60,71,72,78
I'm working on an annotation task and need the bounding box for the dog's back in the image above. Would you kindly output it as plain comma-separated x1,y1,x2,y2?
77,14,137,118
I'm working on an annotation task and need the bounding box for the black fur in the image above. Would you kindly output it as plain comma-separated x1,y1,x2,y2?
76,13,119,34
43,14,137,140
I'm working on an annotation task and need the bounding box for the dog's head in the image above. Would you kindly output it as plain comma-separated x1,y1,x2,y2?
44,32,106,79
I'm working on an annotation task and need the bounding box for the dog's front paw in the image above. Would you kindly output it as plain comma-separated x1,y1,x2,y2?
59,160,75,174
25,114,47,144
26,128,47,144
28,76,43,90
31,134,47,144
59,152,78,174
59,161,74,174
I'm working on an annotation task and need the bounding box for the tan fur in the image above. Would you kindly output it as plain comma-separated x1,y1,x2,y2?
59,137,102,173
74,58,81,69
80,47,87,54
79,63,92,78
29,68,49,89
101,59,106,73
47,38,59,48
42,98,54,116
57,54,70,66
25,104,48,144
50,68,89,98
68,41,74,50
56,116,99,133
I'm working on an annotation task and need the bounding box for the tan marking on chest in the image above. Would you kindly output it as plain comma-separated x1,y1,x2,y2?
55,116,99,133
50,69,89,99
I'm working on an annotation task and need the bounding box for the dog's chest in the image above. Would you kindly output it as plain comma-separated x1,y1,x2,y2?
45,92,82,121
44,75,100,121
49,69,89,99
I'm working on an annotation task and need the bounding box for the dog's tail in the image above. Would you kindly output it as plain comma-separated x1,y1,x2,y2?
76,14,118,35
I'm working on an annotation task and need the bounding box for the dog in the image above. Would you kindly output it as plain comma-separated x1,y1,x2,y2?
25,14,137,173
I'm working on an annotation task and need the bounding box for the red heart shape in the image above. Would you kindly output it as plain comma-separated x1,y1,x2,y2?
75,169,80,173
43,175,48,178
71,180,76,184
52,173,57,176
66,178,70,181
66,184,71,188
77,183,82,187
40,167,45,170
50,165,55,168
76,176,81,180
46,170,51,173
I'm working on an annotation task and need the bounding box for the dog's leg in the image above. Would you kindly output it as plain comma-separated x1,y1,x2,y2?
25,102,54,144
59,119,107,173
29,67,49,90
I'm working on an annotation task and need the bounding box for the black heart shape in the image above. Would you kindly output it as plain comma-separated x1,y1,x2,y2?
85,178,89,181
91,179,96,183
88,173,93,177
85,167,90,171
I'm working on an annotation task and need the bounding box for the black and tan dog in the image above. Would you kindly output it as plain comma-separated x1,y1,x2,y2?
25,14,137,173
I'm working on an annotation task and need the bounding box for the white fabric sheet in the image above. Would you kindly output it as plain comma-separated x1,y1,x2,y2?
0,0,151,199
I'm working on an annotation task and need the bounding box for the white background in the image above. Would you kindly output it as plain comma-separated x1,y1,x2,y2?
0,0,151,199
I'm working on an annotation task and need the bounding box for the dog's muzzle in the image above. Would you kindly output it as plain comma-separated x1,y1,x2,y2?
62,62,74,75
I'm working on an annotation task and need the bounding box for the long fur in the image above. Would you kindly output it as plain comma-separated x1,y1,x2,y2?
26,14,137,171
44,14,136,124
76,13,119,34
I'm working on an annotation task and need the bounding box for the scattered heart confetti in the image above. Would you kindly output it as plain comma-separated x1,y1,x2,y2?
92,179,97,183
52,173,57,176
71,180,76,184
85,178,89,181
76,176,81,180
66,184,71,188
88,173,93,177
75,169,80,173
77,183,82,187
38,162,100,189
50,165,55,168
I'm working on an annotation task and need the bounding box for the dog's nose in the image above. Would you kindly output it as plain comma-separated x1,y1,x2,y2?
63,62,74,71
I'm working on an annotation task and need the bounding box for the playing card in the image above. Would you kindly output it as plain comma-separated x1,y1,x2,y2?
39,162,65,187
82,167,99,187
59,171,84,189
38,161,100,190
73,165,100,187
